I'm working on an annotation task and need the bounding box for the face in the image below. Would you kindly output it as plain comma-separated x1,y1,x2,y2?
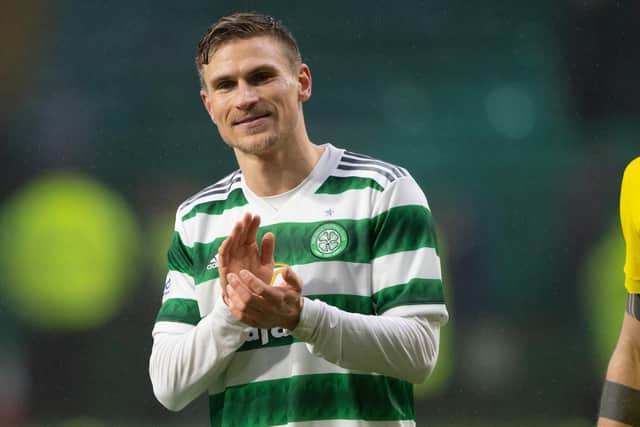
200,36,311,156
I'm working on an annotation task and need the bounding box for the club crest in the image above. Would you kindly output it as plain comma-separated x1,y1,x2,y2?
310,223,348,258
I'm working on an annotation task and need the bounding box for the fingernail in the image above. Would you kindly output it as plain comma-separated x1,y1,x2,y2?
239,270,250,280
227,273,234,283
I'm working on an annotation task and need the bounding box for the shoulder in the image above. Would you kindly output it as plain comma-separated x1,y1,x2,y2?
176,170,244,220
326,147,428,212
335,149,410,185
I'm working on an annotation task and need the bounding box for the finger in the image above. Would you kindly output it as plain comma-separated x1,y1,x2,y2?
219,280,229,301
238,212,254,245
228,273,271,307
218,239,229,285
282,267,303,293
239,269,280,300
227,277,261,310
244,214,261,246
234,212,254,248
260,232,275,266
227,280,269,319
227,273,251,293
228,219,245,253
226,285,262,326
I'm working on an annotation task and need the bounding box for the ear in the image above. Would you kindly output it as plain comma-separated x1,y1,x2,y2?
200,89,216,124
297,63,312,103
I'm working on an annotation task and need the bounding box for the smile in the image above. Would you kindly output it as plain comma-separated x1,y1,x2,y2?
233,113,271,126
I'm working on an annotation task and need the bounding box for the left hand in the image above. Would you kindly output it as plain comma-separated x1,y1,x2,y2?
225,266,303,330
218,213,275,302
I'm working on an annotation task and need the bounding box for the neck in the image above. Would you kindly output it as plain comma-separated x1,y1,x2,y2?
235,136,325,197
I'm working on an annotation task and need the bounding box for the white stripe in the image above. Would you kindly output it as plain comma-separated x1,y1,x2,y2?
194,261,371,298
284,420,416,427
162,270,195,303
195,279,222,317
294,261,371,296
189,251,439,316
224,341,373,387
192,261,371,319
372,248,441,294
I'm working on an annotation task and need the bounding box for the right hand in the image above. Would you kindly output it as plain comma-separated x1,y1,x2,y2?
225,266,304,330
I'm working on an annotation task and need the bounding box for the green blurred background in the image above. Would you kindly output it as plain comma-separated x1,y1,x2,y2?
1,1,638,426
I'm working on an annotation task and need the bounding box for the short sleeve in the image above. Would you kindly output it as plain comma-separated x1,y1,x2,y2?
370,174,448,324
152,210,200,335
621,157,640,294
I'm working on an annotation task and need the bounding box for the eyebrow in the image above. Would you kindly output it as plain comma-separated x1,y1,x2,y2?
208,64,280,89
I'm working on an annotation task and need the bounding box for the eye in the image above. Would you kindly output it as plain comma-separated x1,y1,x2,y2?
214,80,235,91
250,71,275,85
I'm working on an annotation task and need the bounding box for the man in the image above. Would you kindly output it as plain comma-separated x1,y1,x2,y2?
598,157,640,427
149,13,448,427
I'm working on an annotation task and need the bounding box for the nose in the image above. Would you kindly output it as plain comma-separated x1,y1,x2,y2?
235,81,258,111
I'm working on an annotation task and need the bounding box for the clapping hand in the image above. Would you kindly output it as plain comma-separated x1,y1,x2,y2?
218,213,304,329
218,213,275,302
226,267,303,330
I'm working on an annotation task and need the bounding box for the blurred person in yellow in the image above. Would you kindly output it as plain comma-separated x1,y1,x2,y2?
148,12,448,427
598,157,640,426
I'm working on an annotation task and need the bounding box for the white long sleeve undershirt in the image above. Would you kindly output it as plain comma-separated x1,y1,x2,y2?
149,299,251,411
149,296,443,411
291,298,442,384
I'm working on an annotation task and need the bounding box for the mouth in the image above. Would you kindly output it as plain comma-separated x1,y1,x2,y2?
233,113,271,126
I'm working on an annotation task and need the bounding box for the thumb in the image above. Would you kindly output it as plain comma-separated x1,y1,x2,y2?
282,266,302,293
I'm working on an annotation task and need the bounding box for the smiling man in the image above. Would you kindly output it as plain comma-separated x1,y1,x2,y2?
149,13,449,427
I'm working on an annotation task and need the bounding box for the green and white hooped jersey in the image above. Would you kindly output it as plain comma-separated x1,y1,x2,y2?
153,144,447,427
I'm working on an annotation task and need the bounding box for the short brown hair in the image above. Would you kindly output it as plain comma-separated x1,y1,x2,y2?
195,13,302,89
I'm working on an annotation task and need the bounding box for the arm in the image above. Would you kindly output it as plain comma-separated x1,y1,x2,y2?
149,299,250,411
598,303,640,427
292,299,446,384
604,307,640,388
149,212,251,411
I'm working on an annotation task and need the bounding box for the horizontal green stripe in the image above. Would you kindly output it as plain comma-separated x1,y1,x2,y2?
374,278,445,314
189,205,436,285
181,188,248,221
156,298,200,325
315,175,384,194
372,205,438,257
167,231,193,274
236,294,374,352
209,373,414,426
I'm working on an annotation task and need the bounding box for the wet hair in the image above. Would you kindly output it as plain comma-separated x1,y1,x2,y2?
195,12,302,89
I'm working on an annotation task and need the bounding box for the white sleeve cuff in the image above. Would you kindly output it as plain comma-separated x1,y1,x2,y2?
290,297,323,341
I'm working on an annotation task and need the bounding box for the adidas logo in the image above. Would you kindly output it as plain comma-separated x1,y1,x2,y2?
206,256,218,270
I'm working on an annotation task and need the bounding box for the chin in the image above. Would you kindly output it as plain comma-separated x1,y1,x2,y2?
229,133,279,155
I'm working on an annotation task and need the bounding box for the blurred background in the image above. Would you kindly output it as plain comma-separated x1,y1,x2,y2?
1,0,639,426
